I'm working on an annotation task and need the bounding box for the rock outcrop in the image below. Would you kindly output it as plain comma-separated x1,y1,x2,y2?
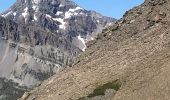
20,0,170,100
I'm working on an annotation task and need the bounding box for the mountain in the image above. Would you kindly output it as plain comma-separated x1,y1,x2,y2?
20,0,170,100
2,0,115,51
0,0,115,99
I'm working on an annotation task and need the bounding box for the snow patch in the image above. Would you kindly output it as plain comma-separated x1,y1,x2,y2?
32,0,41,4
34,15,38,21
22,7,28,18
79,12,85,15
46,13,67,29
22,7,29,22
13,12,17,16
1,11,12,17
32,5,36,10
32,5,39,21
59,4,64,7
32,5,39,12
69,7,82,12
72,33,96,51
75,7,83,10
65,11,73,19
46,14,52,18
77,35,86,51
64,7,83,19
56,11,63,15
53,18,66,29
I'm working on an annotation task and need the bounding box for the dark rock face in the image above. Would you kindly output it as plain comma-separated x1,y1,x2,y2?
0,16,79,99
0,16,19,41
0,0,115,99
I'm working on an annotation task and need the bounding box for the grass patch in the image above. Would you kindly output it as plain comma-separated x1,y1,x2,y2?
78,79,122,100
87,79,122,98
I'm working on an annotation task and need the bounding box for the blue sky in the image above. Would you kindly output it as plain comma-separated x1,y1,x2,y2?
73,0,144,19
0,0,16,12
0,0,144,19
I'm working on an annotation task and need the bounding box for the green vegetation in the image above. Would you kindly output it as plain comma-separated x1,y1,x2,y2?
88,79,121,98
0,78,28,100
78,79,122,100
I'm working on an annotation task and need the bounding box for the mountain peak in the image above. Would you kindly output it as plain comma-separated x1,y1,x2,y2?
1,0,115,51
16,0,75,6
2,0,81,23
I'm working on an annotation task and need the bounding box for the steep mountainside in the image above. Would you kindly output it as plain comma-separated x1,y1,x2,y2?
20,0,170,100
0,16,79,87
0,0,115,99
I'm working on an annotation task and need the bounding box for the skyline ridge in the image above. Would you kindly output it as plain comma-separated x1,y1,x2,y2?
0,0,144,19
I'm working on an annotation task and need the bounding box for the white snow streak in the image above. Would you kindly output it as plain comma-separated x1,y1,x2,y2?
46,14,52,18
13,12,17,16
77,35,86,51
56,11,63,15
2,11,12,17
65,7,83,19
34,15,38,21
59,4,64,7
32,0,41,4
22,7,28,18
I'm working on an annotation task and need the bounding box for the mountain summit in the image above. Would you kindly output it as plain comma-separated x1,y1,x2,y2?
20,0,170,100
0,0,115,99
2,0,115,51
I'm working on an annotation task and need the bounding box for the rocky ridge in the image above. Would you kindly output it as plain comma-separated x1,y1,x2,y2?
20,0,170,100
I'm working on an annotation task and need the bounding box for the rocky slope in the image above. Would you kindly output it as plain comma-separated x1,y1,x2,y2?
0,0,115,99
20,0,170,100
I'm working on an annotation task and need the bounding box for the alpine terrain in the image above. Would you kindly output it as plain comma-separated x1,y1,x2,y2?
0,0,115,99
20,0,170,100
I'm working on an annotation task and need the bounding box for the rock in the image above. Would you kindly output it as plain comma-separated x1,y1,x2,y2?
145,0,167,6
20,92,30,100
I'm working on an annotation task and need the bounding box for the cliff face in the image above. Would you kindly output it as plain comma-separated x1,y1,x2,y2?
20,0,170,100
0,16,79,88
